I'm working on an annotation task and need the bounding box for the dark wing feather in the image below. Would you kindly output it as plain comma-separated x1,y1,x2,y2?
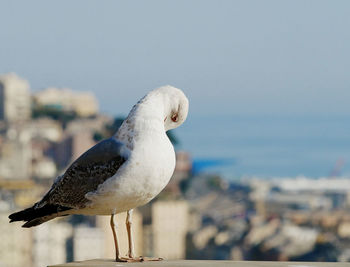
9,204,71,227
40,138,128,209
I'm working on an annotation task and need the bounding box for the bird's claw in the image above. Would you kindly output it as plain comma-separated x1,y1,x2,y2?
117,256,163,262
116,257,128,262
140,256,163,261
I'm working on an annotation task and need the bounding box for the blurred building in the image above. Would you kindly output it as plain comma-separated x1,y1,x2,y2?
33,222,73,267
0,126,32,180
29,118,63,179
34,87,99,117
193,225,218,250
0,73,31,123
31,156,57,179
151,200,189,259
250,177,350,217
29,118,63,142
165,151,192,195
65,115,112,135
174,151,192,179
0,211,33,267
73,226,105,261
53,130,95,170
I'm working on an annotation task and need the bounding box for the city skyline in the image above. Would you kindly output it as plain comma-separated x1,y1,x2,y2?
1,1,350,117
1,72,349,178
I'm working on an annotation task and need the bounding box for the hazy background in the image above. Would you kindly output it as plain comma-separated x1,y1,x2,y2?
1,0,349,178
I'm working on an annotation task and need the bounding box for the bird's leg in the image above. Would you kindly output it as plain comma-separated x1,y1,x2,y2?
110,214,126,262
121,209,142,262
121,209,163,262
126,209,135,258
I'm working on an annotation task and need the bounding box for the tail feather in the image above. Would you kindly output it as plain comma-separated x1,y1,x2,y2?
9,204,72,228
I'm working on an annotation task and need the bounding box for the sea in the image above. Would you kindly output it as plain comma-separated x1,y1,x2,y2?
175,114,350,180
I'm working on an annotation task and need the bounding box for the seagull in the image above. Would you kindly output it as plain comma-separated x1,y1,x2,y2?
9,85,189,262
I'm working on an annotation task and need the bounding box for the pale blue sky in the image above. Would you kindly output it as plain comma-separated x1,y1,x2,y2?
1,1,350,117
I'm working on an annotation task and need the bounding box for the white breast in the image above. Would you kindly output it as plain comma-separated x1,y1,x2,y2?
83,132,175,215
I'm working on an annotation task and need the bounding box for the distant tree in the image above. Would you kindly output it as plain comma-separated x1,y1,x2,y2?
106,117,124,136
166,130,178,146
93,116,124,142
92,132,104,142
32,105,78,128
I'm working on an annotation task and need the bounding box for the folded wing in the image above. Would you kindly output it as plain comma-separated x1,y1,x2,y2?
9,137,129,227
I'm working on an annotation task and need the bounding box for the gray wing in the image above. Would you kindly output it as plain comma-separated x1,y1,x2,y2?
39,138,128,209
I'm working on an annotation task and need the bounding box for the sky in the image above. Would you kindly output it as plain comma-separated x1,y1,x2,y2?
1,1,350,117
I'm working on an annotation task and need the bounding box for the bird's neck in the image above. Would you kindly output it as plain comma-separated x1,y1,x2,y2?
114,97,166,149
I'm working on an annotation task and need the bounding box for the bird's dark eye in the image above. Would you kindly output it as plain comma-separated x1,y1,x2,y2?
171,113,179,122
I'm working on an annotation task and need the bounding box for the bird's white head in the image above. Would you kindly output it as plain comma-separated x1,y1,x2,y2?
119,85,189,140
148,85,189,131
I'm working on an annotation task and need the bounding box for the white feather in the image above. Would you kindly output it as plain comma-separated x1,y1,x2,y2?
80,85,189,215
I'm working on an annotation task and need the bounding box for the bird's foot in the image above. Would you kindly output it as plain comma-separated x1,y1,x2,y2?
142,257,163,261
119,256,163,262
115,257,128,262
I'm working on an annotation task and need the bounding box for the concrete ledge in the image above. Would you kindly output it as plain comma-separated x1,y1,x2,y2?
49,259,350,267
